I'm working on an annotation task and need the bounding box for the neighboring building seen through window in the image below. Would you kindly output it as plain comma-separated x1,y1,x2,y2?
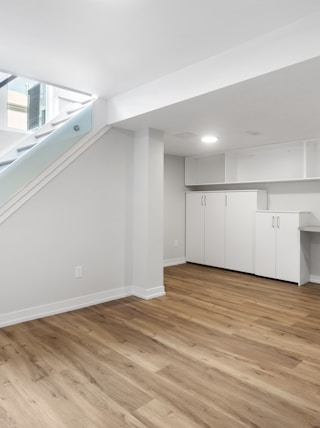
7,78,46,131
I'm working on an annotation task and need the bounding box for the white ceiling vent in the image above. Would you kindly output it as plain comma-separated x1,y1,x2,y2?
245,130,263,136
173,131,198,139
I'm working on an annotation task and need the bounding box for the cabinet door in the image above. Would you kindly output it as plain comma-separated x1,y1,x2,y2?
255,213,276,278
225,192,257,273
186,193,205,264
204,193,225,268
276,213,299,282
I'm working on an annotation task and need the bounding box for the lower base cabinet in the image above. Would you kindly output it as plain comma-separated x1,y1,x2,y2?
225,191,266,274
255,211,310,285
186,192,225,267
186,192,312,285
186,190,267,274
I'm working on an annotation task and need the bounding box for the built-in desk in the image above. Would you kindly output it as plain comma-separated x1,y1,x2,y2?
299,225,320,285
300,226,320,233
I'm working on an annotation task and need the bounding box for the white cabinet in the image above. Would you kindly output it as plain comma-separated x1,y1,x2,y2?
255,212,310,284
185,154,225,185
204,193,225,267
186,190,267,273
225,191,266,274
186,192,225,267
225,141,305,183
185,139,320,185
186,193,204,265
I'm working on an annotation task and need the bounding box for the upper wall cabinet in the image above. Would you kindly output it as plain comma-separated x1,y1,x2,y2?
225,141,304,183
185,154,225,185
306,140,320,178
185,139,320,186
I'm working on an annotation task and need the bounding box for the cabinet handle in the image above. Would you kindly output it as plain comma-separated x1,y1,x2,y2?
277,216,280,228
272,216,275,228
201,195,204,206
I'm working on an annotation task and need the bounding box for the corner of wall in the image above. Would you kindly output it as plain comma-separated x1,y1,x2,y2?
163,257,186,267
131,285,166,300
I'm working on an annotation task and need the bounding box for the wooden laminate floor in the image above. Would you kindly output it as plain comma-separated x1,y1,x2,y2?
1,263,320,427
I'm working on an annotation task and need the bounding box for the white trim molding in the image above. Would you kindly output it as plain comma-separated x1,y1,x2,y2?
131,285,166,300
163,257,186,267
0,285,167,328
0,287,132,328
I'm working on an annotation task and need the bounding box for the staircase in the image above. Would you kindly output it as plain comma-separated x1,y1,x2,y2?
0,96,98,216
0,97,93,173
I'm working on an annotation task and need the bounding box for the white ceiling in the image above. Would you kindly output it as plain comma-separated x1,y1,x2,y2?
115,56,320,156
1,0,320,156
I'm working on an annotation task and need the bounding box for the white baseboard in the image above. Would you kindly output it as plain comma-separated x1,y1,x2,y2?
0,287,132,328
132,285,166,300
163,257,186,267
309,275,320,284
0,284,167,328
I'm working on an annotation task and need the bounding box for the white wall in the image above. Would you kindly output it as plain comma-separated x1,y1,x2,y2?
164,154,186,266
0,127,135,326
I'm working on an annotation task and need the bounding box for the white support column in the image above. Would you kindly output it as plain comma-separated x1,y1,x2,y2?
132,128,165,299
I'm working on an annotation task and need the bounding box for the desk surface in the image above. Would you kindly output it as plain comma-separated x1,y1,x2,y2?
300,226,320,233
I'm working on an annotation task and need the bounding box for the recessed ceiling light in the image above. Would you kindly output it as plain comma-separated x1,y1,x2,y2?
201,135,218,144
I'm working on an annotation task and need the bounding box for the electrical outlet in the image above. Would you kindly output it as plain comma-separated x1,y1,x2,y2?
75,265,83,279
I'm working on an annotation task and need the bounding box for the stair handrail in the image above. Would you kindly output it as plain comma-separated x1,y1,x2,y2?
0,75,16,89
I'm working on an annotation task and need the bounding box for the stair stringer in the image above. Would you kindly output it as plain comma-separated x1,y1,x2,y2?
0,98,111,225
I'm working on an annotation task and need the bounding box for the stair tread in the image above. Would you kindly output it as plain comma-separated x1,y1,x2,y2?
67,105,85,114
80,98,92,105
51,116,70,126
58,96,92,105
0,159,15,167
17,143,37,152
34,129,55,139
